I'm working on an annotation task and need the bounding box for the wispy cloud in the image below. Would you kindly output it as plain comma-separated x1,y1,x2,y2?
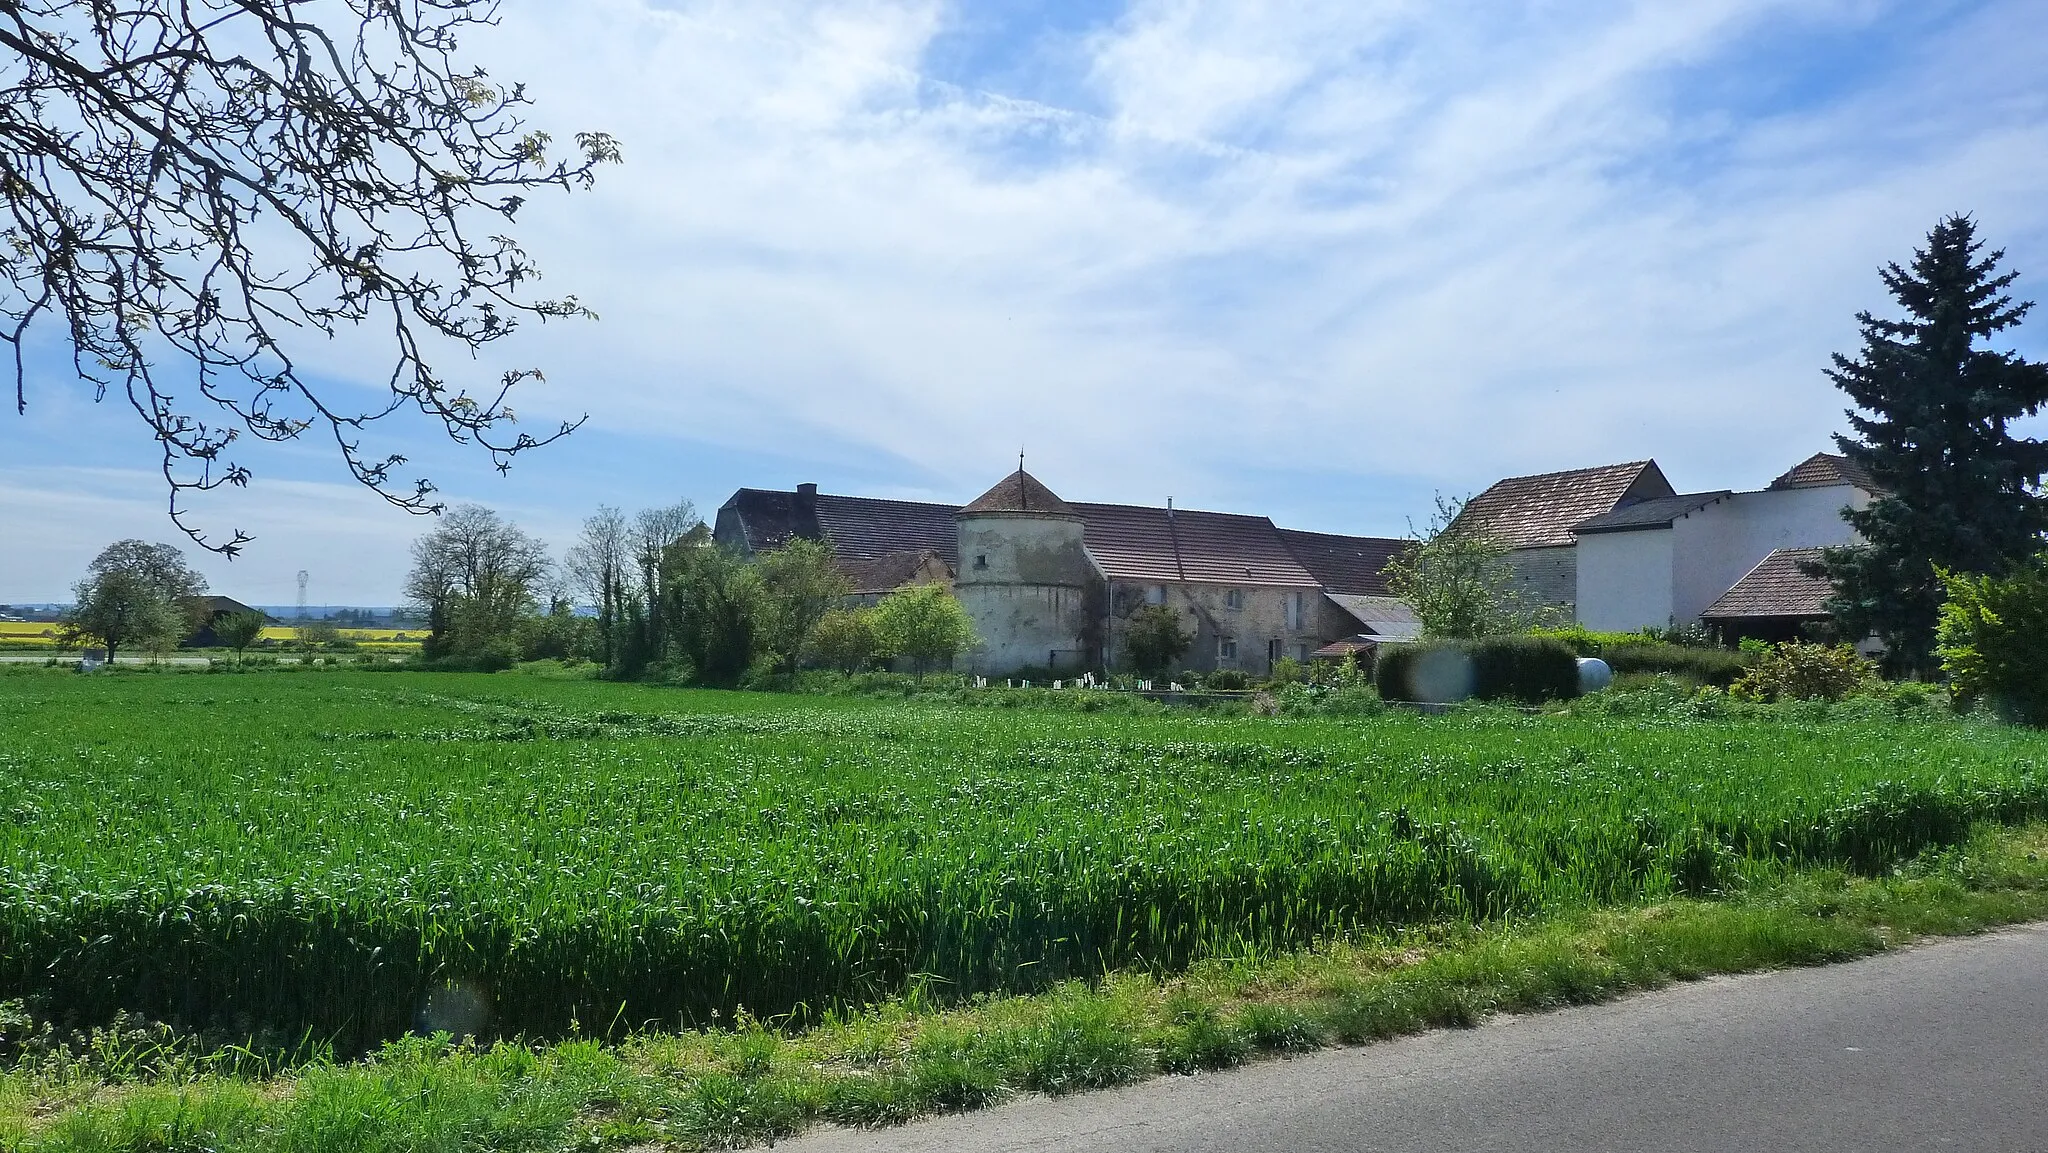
4,0,2045,598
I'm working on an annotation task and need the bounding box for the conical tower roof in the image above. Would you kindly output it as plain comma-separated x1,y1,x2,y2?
957,469,1077,518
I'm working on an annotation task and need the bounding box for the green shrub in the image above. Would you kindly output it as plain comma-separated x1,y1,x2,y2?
1602,642,1751,688
1731,642,1876,703
1378,637,1579,705
1937,560,2048,725
1204,669,1253,691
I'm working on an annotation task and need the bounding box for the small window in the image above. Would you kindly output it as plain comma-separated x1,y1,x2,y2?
1218,637,1238,660
1285,591,1304,630
1225,589,1244,610
974,554,988,570
1296,643,1312,663
1146,585,1166,605
1267,638,1283,663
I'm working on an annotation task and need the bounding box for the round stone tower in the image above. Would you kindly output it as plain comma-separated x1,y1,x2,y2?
954,468,1099,676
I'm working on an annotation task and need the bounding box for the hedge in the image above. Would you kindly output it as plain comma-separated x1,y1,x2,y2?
1600,642,1751,688
1377,637,1581,706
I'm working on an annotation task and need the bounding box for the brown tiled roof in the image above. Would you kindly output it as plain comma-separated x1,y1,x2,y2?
1070,503,1322,587
1277,528,1409,595
1700,548,1833,619
958,470,1077,518
717,488,961,565
1453,460,1674,550
1768,452,1877,493
840,549,951,595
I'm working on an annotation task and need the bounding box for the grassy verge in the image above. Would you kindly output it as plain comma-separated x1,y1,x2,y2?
10,822,2048,1153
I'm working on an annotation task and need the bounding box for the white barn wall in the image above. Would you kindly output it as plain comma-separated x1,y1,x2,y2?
1670,487,1866,624
1575,529,1676,631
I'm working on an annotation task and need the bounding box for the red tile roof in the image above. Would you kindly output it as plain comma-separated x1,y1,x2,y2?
1277,528,1409,595
958,470,1077,518
1700,548,1833,619
1768,453,1877,493
722,482,1399,592
1069,503,1322,587
1453,461,1674,549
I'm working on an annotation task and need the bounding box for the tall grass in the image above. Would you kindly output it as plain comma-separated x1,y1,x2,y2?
0,673,2042,1054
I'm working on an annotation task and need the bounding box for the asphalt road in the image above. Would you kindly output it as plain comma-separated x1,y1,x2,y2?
785,924,2048,1152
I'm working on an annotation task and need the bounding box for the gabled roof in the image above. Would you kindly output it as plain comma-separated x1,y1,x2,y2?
1700,548,1833,620
192,595,262,618
1453,461,1675,550
1277,528,1409,595
718,488,961,565
1574,491,1732,534
958,469,1077,518
1069,503,1322,587
1326,594,1423,641
1768,452,1877,493
841,549,951,596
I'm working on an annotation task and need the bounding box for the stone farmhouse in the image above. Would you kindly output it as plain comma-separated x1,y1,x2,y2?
715,469,1418,677
1454,452,1875,640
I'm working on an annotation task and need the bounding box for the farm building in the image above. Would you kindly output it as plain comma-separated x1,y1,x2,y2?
716,469,1414,676
181,596,269,648
1459,452,1872,637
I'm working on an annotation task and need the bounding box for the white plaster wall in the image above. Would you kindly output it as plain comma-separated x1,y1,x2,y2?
1575,529,1676,631
1671,487,1867,623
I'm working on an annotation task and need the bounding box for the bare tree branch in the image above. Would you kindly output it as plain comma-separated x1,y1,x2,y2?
0,0,620,554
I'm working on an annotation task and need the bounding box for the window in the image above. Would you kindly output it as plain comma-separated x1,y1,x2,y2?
1267,638,1283,663
1285,591,1304,630
1146,585,1166,605
974,554,988,570
1225,589,1245,610
1218,637,1238,661
1296,643,1312,663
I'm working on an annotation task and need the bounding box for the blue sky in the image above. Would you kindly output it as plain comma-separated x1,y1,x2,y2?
4,0,2047,604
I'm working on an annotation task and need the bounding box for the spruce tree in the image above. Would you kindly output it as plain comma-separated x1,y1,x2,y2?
1815,215,2048,675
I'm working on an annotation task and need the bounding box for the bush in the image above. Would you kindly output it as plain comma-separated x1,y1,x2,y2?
1601,642,1752,688
1378,637,1580,705
1204,669,1252,691
1937,559,2048,725
1730,642,1875,703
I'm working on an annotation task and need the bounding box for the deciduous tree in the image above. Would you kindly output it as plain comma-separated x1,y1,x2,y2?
64,539,207,660
1385,494,1546,639
1123,603,1191,676
756,539,851,679
871,584,977,679
404,504,550,661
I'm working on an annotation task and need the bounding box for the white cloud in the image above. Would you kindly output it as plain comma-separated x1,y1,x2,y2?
5,0,2047,596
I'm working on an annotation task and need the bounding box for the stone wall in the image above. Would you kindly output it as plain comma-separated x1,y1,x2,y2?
1105,580,1327,674
1505,545,1576,618
955,513,1099,675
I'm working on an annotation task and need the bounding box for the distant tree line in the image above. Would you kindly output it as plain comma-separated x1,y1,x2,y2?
402,501,976,683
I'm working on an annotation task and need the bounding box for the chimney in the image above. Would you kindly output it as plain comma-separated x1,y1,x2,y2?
791,483,822,541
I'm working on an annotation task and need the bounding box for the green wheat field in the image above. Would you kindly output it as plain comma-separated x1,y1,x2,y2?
2,671,2043,1054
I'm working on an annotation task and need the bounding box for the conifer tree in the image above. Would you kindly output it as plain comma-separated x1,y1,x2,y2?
1815,215,2048,675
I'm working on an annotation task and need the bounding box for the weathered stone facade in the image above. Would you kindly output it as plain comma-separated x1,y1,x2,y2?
1105,581,1324,674
1504,545,1577,618
955,510,1103,675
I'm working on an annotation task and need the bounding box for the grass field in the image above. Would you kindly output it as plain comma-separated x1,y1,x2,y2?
1,671,2044,1062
